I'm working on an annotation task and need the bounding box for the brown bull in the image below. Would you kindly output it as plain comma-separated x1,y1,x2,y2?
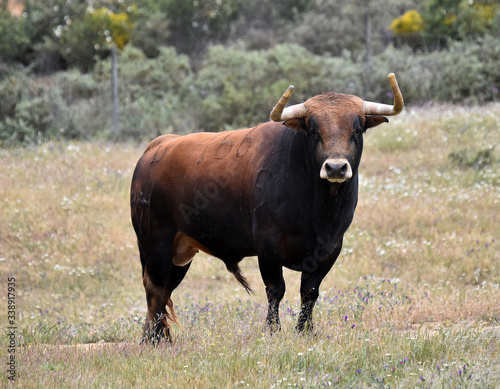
130,74,404,343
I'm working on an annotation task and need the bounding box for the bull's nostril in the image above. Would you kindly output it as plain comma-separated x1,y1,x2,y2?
326,162,348,177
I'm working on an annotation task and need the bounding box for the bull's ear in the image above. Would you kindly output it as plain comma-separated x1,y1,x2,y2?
364,115,388,129
283,118,307,133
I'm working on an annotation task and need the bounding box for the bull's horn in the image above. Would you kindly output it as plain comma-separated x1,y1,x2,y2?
363,73,404,116
270,85,308,121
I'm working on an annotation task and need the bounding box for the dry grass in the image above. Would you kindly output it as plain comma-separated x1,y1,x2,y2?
1,104,499,387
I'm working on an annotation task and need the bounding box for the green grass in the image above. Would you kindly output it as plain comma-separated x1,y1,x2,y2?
1,104,499,388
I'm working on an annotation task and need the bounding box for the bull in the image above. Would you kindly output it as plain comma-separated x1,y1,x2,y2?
130,73,404,343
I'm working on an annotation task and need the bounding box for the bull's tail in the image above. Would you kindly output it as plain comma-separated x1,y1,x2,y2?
159,298,178,342
226,263,253,294
165,298,178,324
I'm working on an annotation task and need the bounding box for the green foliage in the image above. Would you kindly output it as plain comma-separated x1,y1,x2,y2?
0,66,27,119
191,44,362,131
375,38,500,104
289,0,412,58
0,68,107,146
2,0,499,76
3,36,500,146
59,7,133,72
2,0,136,72
93,45,193,139
127,10,170,58
289,0,365,57
449,147,496,170
0,9,31,62
21,0,88,72
422,0,500,48
1,0,500,145
159,0,243,55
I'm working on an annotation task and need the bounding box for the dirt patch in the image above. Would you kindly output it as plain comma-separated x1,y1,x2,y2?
24,341,141,355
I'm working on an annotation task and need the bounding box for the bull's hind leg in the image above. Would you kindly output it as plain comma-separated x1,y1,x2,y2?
139,233,192,344
142,262,192,344
140,236,172,344
138,227,200,344
142,268,173,343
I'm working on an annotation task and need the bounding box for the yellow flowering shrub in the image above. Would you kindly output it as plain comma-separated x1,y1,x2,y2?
87,7,132,49
390,10,424,35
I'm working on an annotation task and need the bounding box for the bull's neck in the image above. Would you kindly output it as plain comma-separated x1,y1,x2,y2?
287,128,359,232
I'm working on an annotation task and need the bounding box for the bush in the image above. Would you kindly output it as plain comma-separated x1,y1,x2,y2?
191,44,367,131
0,9,31,63
0,68,108,146
449,147,496,170
58,7,133,72
93,45,194,139
2,37,500,146
375,38,500,104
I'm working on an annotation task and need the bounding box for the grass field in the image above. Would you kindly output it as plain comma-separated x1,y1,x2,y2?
1,104,499,388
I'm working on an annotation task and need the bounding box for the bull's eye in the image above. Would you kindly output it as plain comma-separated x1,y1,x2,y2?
353,126,363,136
352,116,364,136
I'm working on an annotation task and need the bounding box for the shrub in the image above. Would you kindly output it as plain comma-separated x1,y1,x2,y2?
59,7,133,72
93,45,194,139
2,37,500,146
376,38,499,104
191,44,367,131
449,147,496,170
467,35,500,102
390,10,424,35
0,9,31,63
0,68,109,146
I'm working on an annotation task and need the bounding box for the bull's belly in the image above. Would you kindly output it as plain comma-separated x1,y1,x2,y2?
173,228,315,271
175,218,256,264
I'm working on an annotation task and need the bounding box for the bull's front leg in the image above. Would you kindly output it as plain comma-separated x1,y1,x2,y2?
264,282,286,331
296,273,320,332
258,255,286,332
296,237,343,332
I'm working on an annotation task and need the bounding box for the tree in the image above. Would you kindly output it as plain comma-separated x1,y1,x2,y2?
289,0,416,95
159,0,243,57
58,7,133,72
0,8,31,63
289,0,416,57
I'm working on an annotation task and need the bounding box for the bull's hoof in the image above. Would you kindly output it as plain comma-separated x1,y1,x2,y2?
140,331,172,346
295,320,314,334
141,319,172,345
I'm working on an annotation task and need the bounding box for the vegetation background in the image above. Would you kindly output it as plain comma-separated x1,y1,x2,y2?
0,0,499,144
0,0,499,387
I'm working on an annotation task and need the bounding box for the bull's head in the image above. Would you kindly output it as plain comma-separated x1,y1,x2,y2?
270,73,404,184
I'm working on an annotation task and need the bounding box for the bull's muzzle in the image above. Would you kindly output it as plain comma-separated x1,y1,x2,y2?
320,159,352,183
